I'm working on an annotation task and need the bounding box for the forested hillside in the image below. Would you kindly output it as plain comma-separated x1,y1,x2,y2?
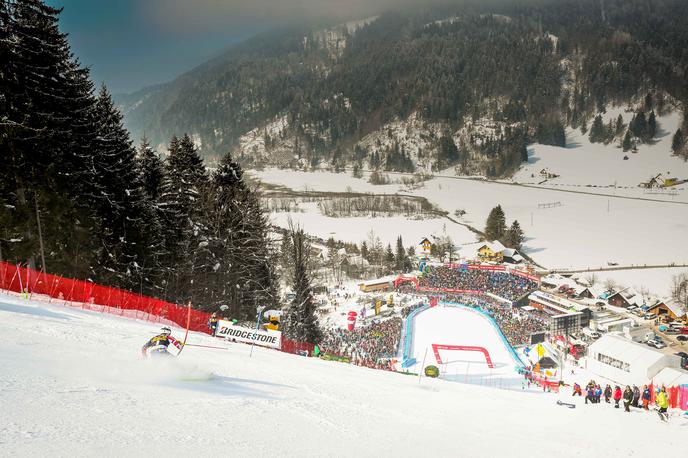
0,0,278,319
118,0,688,176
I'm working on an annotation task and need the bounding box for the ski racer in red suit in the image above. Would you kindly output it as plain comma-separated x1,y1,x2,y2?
141,327,181,358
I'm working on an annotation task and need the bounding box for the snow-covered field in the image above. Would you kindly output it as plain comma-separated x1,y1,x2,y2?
270,202,477,247
3,292,686,457
576,267,688,298
253,167,688,272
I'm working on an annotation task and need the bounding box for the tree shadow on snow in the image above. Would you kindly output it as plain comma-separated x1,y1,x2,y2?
0,301,70,320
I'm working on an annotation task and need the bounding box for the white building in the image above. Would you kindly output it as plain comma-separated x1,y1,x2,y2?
585,335,682,386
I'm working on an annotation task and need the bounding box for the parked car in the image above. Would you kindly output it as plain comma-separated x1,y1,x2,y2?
627,306,638,312
647,339,667,349
675,351,688,359
680,327,688,334
677,335,688,342
595,301,607,307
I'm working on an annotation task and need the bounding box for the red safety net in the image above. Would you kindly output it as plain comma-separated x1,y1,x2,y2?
0,262,211,333
280,337,315,356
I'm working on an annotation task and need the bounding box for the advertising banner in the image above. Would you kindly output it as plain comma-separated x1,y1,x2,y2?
216,320,281,349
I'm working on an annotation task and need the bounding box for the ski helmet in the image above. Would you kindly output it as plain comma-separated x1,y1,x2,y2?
160,326,171,336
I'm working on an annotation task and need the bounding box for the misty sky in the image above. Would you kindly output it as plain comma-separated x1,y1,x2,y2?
48,0,423,95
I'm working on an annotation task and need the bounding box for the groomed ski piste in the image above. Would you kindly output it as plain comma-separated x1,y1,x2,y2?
2,292,686,457
400,302,526,389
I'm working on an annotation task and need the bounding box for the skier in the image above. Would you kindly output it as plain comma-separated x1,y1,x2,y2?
613,386,622,408
656,386,669,422
632,385,641,408
622,386,633,412
642,385,651,410
141,326,181,358
604,384,612,403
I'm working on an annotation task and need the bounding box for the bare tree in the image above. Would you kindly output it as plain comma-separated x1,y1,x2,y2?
585,273,599,287
671,273,688,304
603,278,617,293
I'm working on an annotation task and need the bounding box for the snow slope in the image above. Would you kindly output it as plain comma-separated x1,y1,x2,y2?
515,108,688,198
3,292,686,457
404,304,523,388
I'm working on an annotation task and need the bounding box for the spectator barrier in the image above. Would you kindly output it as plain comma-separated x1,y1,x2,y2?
0,262,211,333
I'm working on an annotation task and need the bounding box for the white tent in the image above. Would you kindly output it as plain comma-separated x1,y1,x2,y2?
585,335,681,386
652,367,688,387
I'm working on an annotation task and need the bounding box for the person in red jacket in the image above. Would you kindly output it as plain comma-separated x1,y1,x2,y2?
613,385,623,408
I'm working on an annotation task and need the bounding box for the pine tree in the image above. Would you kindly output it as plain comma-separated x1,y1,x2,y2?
437,130,460,170
158,134,208,300
484,205,507,242
205,153,278,317
283,224,321,344
360,241,369,261
630,111,647,140
615,114,625,135
622,130,632,152
385,243,395,271
648,111,657,140
89,85,153,288
505,220,524,249
589,115,605,143
1,0,102,275
671,129,685,153
137,138,164,200
394,235,406,272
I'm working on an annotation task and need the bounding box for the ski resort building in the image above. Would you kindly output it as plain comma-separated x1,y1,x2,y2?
477,241,506,262
358,276,395,293
647,299,687,322
585,335,683,386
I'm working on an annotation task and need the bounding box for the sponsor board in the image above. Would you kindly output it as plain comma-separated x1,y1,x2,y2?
216,320,281,349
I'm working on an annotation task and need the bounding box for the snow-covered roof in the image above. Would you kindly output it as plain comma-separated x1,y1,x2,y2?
502,248,523,261
652,367,688,386
359,275,396,287
588,335,667,368
479,240,506,253
649,299,687,318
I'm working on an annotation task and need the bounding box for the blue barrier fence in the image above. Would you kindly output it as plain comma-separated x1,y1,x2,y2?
399,301,526,370
400,304,430,368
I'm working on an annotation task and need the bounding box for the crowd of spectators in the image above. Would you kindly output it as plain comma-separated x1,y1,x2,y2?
418,267,538,301
320,317,402,369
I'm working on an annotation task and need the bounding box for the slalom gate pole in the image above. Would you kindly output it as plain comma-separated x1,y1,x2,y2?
418,347,428,385
177,302,192,356
249,306,264,359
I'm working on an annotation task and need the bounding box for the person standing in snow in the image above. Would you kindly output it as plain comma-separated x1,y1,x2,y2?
604,385,612,403
656,386,669,422
585,384,595,404
642,385,651,410
622,386,633,412
595,385,602,403
632,385,640,408
613,386,622,408
572,382,582,396
207,312,219,336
